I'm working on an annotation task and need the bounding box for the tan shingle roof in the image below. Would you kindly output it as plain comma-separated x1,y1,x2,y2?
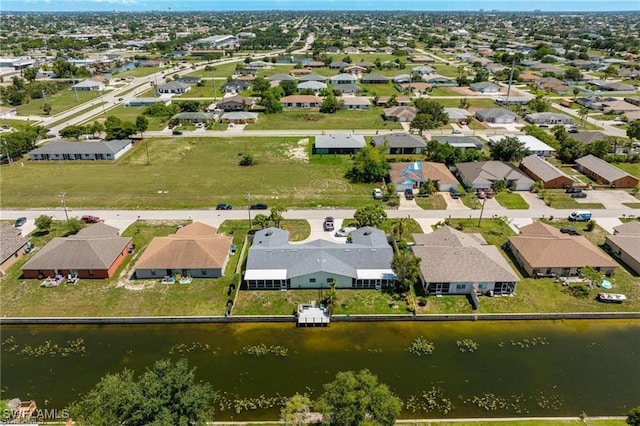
520,155,571,184
22,236,131,270
0,223,28,264
613,221,640,235
576,154,635,183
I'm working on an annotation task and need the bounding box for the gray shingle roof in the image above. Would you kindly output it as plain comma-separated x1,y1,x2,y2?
157,81,190,91
267,74,295,81
361,74,390,83
315,133,365,149
171,112,213,120
576,154,632,183
455,161,534,187
520,155,571,182
246,227,393,279
432,136,484,149
372,132,426,148
30,140,131,156
0,223,28,264
475,108,518,121
299,74,327,82
332,84,361,93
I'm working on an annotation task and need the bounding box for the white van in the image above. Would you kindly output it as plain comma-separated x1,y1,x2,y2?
568,211,592,222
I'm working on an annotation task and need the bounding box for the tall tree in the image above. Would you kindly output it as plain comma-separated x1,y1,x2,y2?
353,205,387,228
69,358,215,426
279,79,297,97
627,119,640,141
135,115,149,138
269,206,287,228
557,138,585,163
34,215,53,233
345,144,390,183
320,92,342,113
59,125,86,141
252,76,270,96
41,102,52,116
391,250,421,292
316,369,401,426
261,88,283,114
281,393,313,426
490,136,530,162
627,406,640,426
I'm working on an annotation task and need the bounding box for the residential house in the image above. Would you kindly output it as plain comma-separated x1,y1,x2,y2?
329,61,349,69
356,61,376,69
29,140,132,161
171,112,214,123
443,108,471,122
236,68,258,76
571,131,608,145
455,160,534,190
410,55,434,63
216,95,254,111
0,223,29,275
525,112,574,126
536,76,568,93
488,135,555,157
297,81,328,94
361,74,390,84
390,161,459,192
244,227,395,290
330,73,357,85
178,76,202,84
22,223,132,279
341,96,371,110
392,74,412,84
134,222,232,279
344,65,367,74
469,81,501,93
377,96,411,106
589,80,637,92
372,133,426,155
475,108,518,124
575,154,640,188
519,155,574,189
422,75,456,86
306,61,325,68
267,74,295,82
383,106,418,122
72,79,105,91
314,133,365,154
332,84,361,95
281,95,322,108
125,98,171,107
412,226,520,296
530,63,564,75
156,81,191,95
411,66,436,76
221,80,251,95
593,99,640,114
432,136,484,150
299,74,327,83
605,221,640,275
290,68,312,77
507,222,617,278
221,111,258,124
0,106,17,119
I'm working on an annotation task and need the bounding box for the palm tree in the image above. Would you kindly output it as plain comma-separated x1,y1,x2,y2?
578,106,590,126
391,251,421,292
572,87,581,101
391,217,410,242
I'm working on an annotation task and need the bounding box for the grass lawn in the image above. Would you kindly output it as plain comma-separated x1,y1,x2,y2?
0,118,29,128
82,104,167,131
432,64,462,77
613,162,640,178
177,80,223,98
623,202,640,208
434,98,497,108
183,62,242,79
415,193,447,210
429,87,462,96
256,64,295,78
539,189,604,210
460,192,481,209
495,191,529,209
0,220,240,317
245,108,402,130
358,83,400,97
47,102,108,129
116,66,166,78
15,89,105,117
0,137,378,209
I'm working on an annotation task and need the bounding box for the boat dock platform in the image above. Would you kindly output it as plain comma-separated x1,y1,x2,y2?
297,303,330,327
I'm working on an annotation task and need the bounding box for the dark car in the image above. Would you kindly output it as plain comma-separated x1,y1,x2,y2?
216,203,233,210
449,187,460,199
172,130,183,135
81,215,100,223
571,192,587,198
14,217,27,227
565,187,582,194
560,227,580,236
404,188,414,200
324,216,335,231
128,244,136,253
249,203,268,210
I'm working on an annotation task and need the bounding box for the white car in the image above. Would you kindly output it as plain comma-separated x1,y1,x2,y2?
335,227,357,237
372,188,383,200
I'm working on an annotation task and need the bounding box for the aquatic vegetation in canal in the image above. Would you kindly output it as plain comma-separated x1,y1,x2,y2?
2,336,86,358
500,337,549,349
218,392,288,414
407,337,435,356
238,344,288,357
405,387,454,414
169,342,211,354
456,339,479,352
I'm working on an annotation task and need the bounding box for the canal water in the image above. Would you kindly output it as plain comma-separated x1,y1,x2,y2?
1,320,639,420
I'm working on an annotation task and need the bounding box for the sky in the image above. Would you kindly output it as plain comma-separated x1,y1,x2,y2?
1,0,639,12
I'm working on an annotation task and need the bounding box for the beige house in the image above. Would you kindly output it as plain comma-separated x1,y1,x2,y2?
605,221,640,275
0,223,29,276
507,222,617,278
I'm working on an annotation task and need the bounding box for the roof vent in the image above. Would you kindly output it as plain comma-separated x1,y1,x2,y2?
363,231,372,236
265,231,273,236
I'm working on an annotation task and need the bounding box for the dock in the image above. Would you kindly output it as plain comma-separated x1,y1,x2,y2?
297,303,330,327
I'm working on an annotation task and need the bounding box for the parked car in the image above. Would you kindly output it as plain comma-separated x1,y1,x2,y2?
128,244,136,253
323,217,335,231
172,130,183,135
449,188,460,199
560,227,580,236
118,97,124,101
372,188,383,200
404,188,414,200
14,217,27,227
565,187,582,193
477,191,486,200
81,215,100,223
168,123,176,129
216,203,233,210
571,192,587,198
249,203,268,210
335,226,357,237
568,211,592,222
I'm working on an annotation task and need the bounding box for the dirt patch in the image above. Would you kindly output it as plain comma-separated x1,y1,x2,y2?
286,138,309,162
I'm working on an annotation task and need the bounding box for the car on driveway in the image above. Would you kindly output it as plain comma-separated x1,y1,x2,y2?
335,226,357,237
404,188,414,200
372,188,383,200
249,203,268,210
172,130,183,135
565,187,582,193
14,217,27,227
81,215,100,223
323,217,335,231
571,192,587,198
216,203,232,210
560,227,580,236
449,188,460,199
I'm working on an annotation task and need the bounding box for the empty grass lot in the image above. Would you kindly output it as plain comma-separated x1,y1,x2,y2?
116,66,166,78
15,88,104,117
80,104,168,130
494,191,529,209
0,137,378,209
244,108,402,130
433,98,497,108
613,162,640,178
183,62,244,79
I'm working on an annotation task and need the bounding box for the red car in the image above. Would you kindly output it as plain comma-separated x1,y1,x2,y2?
81,215,101,223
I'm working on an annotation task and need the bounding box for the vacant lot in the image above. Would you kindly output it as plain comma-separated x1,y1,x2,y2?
15,89,103,116
0,137,378,208
116,66,166,78
81,104,167,130
245,108,402,130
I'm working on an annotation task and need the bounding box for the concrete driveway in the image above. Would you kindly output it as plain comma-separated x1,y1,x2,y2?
575,190,639,210
398,193,420,210
480,197,500,210
294,218,348,244
595,217,622,234
442,192,470,210
518,191,548,209
413,218,443,233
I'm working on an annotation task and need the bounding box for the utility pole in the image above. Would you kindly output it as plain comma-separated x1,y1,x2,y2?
59,192,69,221
3,140,12,166
70,72,79,102
477,196,487,227
505,56,516,104
212,66,217,101
246,192,252,229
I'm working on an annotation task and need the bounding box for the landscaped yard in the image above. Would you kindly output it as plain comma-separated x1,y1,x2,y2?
244,108,402,130
494,191,529,209
177,80,224,98
15,88,104,117
613,162,640,178
434,98,497,108
0,137,379,208
358,83,400,97
415,193,447,210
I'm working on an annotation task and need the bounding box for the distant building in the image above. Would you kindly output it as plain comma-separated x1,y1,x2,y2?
0,224,29,276
156,81,191,95
29,140,133,161
455,161,534,191
372,133,426,154
605,221,640,275
525,112,573,125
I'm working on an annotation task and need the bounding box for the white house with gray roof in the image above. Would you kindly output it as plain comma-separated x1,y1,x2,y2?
72,79,105,91
412,226,520,297
330,73,357,85
475,108,518,124
469,81,500,93
29,140,132,161
432,136,484,150
372,132,426,154
244,227,395,290
314,133,365,154
297,80,328,94
525,112,574,125
340,96,371,110
156,81,191,95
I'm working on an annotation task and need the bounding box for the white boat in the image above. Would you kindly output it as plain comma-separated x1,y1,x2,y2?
597,292,627,303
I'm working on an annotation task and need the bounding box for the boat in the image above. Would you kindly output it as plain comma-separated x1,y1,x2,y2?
597,292,627,303
40,275,65,288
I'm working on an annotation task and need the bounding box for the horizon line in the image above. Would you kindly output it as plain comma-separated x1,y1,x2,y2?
1,9,638,13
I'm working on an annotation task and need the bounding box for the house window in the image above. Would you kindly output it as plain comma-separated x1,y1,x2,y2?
201,270,207,275
327,278,334,284
478,283,487,289
309,278,316,283
150,270,156,276
88,269,94,276
456,284,466,290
